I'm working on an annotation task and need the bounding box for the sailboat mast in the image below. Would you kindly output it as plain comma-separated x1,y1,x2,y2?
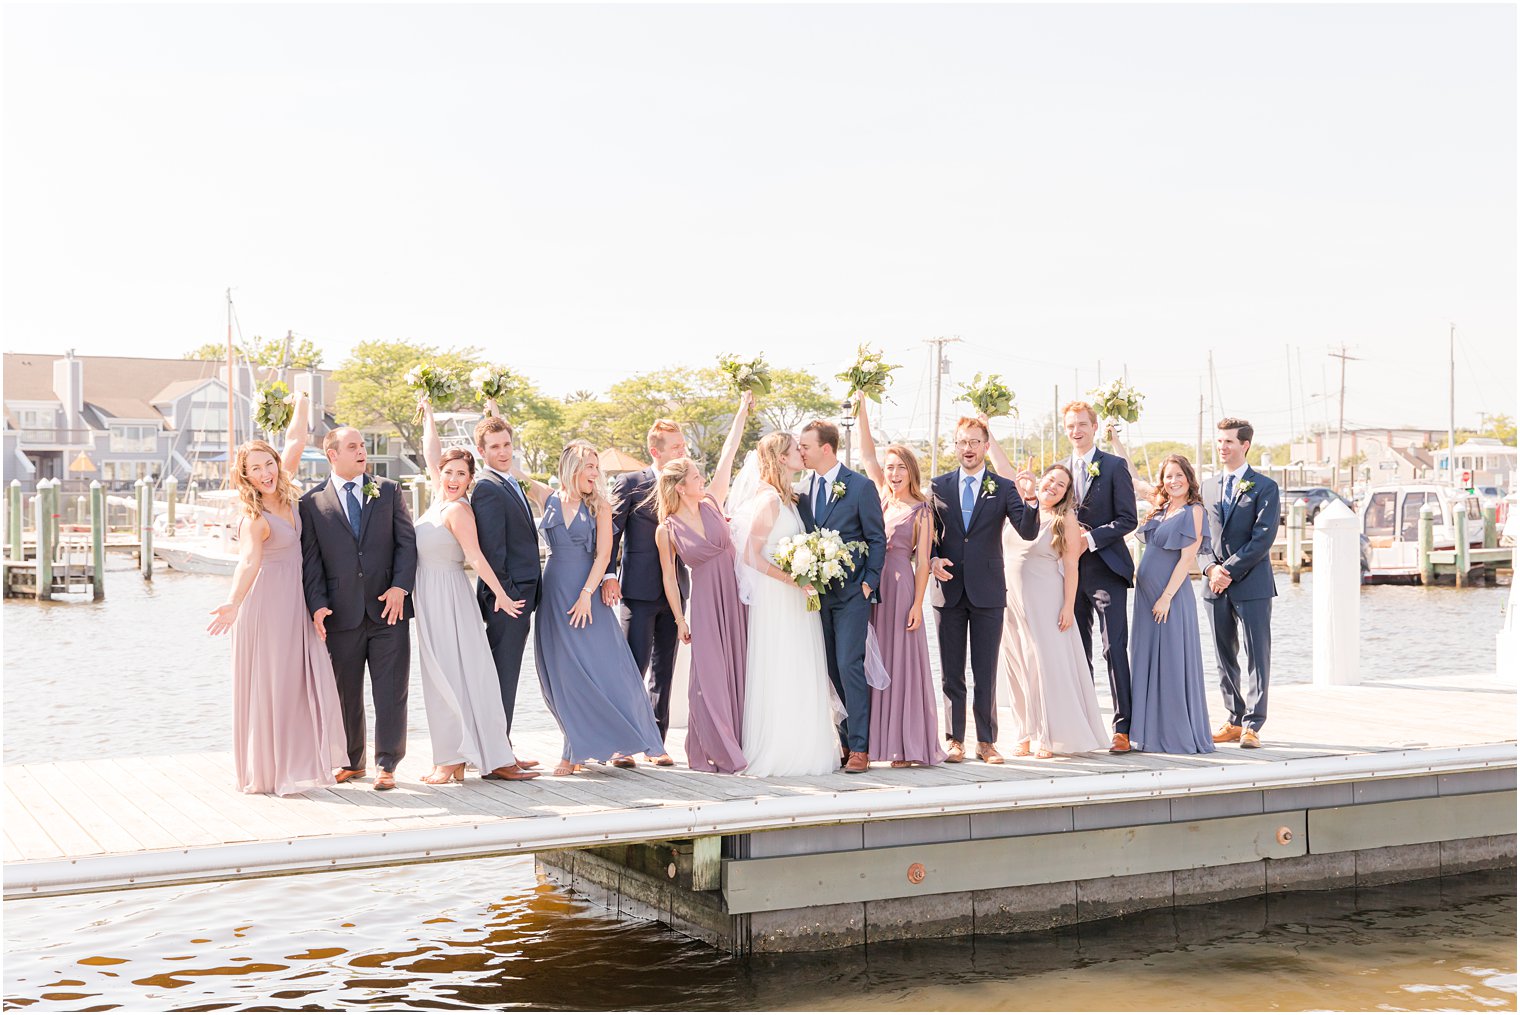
226,288,236,487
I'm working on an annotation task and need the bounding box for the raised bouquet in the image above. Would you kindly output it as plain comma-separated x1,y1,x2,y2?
470,364,515,413
254,380,295,435
958,372,1017,418
1087,378,1145,424
717,353,773,395
405,363,458,421
836,344,900,412
771,528,868,612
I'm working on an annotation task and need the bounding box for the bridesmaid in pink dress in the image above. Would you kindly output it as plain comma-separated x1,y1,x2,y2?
853,395,945,768
208,392,345,796
652,392,753,773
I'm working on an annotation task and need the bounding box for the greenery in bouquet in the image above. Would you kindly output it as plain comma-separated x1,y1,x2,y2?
1087,378,1145,424
836,344,900,411
470,364,516,412
254,381,295,435
717,353,773,396
405,363,459,421
957,373,1017,418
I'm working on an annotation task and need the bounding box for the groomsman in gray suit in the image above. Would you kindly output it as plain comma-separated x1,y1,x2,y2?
1198,417,1280,749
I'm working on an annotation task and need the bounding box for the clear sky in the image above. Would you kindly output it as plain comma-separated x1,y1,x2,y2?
3,3,1514,449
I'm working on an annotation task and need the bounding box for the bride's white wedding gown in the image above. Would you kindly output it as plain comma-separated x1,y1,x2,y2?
737,488,842,778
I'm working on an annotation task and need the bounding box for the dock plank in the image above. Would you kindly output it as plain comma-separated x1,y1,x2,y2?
110,757,256,846
5,766,105,857
27,763,146,854
47,760,185,852
2,786,63,860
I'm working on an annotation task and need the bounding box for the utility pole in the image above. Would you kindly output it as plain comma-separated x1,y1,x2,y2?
225,288,236,489
1448,323,1457,486
1285,345,1296,451
1328,344,1359,496
1196,385,1204,473
924,336,961,477
1207,350,1219,471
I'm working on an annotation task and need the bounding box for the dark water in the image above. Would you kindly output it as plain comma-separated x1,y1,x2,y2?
2,860,1514,1011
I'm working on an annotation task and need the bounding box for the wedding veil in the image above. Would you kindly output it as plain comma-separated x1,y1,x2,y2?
727,450,768,606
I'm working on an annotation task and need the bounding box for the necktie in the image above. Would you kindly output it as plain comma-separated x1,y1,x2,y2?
1074,456,1087,501
962,475,976,530
501,470,529,513
344,480,362,538
814,475,826,517
1223,474,1236,515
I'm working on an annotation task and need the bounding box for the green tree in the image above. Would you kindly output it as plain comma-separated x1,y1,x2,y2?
332,339,481,455
185,334,324,370
603,367,745,467
753,368,839,435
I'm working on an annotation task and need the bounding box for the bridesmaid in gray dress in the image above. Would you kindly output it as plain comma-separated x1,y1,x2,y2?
415,403,539,784
653,392,753,773
1129,454,1215,755
530,441,666,776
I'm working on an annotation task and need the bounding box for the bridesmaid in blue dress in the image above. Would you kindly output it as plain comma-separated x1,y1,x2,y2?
1129,454,1215,755
529,440,666,776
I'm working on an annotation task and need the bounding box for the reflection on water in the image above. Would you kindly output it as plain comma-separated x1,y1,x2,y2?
3,861,1514,1011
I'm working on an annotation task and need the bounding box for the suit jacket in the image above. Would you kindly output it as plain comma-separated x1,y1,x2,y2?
299,475,418,630
472,469,542,609
1073,448,1138,588
929,468,1040,609
609,467,689,602
1197,466,1281,602
797,464,886,600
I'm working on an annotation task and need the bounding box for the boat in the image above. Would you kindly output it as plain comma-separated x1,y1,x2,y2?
154,490,241,575
1360,482,1485,583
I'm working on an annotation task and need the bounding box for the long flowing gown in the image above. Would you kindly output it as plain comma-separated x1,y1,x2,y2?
534,495,666,764
231,509,345,796
739,489,841,778
998,518,1110,754
868,500,945,765
666,497,748,774
413,502,518,771
1129,506,1216,755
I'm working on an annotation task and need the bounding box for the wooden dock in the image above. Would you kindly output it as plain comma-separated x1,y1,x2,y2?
4,672,1514,904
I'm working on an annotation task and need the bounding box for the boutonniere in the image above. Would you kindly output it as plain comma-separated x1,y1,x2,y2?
1237,479,1255,495
1087,461,1101,479
831,480,847,501
362,480,380,500
982,476,997,497
517,478,531,498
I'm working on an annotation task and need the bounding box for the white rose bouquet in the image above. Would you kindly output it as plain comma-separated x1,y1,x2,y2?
717,353,773,396
771,527,868,612
253,380,295,436
1088,378,1145,425
405,363,458,422
470,364,514,413
837,344,900,413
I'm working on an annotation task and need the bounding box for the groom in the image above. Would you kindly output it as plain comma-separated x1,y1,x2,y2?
798,420,886,774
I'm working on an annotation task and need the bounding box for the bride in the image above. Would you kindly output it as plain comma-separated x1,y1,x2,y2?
728,432,843,777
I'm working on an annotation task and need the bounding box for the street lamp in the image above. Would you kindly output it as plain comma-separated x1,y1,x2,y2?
839,399,855,468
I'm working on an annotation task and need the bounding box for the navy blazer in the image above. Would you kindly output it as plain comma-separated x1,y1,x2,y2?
299,475,417,631
609,467,689,602
1073,448,1138,588
797,464,886,599
1197,466,1281,602
471,469,542,609
929,468,1040,610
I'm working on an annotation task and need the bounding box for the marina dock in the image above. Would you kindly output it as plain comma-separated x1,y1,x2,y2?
4,672,1514,952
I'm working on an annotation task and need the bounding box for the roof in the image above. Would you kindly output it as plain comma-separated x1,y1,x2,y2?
599,447,647,473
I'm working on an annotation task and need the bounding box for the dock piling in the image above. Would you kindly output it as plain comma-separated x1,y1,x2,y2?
8,480,21,563
90,481,105,601
36,480,54,601
1419,503,1438,585
136,480,153,581
164,475,178,531
1312,501,1359,686
1454,509,1470,587
1287,498,1306,583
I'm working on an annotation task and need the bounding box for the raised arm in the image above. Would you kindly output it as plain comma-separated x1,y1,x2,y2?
707,390,753,506
280,390,310,478
1004,479,1040,540
854,391,885,489
442,501,523,617
421,399,442,487
505,455,553,509
981,416,1013,477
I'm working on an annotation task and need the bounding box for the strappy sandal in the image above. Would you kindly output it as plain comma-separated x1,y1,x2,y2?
552,760,579,777
610,754,637,769
1035,748,1055,760
890,760,912,769
1013,740,1033,758
421,764,465,785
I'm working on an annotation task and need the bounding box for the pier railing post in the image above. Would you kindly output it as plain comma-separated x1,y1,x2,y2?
7,479,21,564
90,481,105,601
36,480,54,601
1454,507,1469,588
164,475,178,532
1287,498,1306,583
137,479,154,581
1483,505,1497,548
1312,501,1359,686
1418,503,1437,585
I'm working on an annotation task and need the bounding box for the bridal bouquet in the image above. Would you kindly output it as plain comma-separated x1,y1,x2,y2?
470,364,515,412
717,353,773,396
958,373,1017,418
405,363,458,421
837,344,900,412
772,528,868,612
1088,378,1145,424
253,380,295,435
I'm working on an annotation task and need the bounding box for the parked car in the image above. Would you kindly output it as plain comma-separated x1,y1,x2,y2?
1279,487,1353,525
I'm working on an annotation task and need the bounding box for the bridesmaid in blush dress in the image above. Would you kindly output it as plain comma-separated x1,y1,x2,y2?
652,392,754,773
1129,454,1214,755
208,393,346,796
853,396,945,768
527,441,666,777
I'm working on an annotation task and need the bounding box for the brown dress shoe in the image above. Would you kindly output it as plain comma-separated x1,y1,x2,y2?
843,751,870,774
1239,729,1261,749
373,770,397,790
483,763,541,781
944,740,965,763
1109,733,1131,754
976,742,1004,764
334,767,366,784
1212,723,1243,743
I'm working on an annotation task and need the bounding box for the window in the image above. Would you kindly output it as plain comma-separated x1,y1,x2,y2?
17,408,54,429
187,405,228,440
1364,491,1395,538
364,433,389,456
1400,492,1434,541
109,424,158,453
370,462,388,478
102,461,154,485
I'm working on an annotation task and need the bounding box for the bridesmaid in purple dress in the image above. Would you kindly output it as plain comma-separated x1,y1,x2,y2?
854,396,945,768
208,393,346,795
652,392,753,773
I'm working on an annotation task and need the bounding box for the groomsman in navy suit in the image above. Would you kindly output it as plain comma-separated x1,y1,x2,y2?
798,419,887,773
1198,417,1280,749
1062,401,1139,753
606,419,688,760
928,417,1040,764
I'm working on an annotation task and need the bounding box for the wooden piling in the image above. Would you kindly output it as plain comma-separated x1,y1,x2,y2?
7,480,21,563
1484,505,1498,548
1454,508,1469,588
36,481,54,601
137,480,153,581
1288,498,1306,583
164,475,178,531
90,481,105,601
1418,502,1437,585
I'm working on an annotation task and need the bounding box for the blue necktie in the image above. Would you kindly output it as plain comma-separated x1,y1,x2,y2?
344,480,362,538
962,476,976,530
1224,474,1236,507
814,475,826,518
503,471,529,513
